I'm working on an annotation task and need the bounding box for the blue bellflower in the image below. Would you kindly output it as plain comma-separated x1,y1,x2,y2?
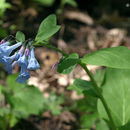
15,46,25,61
0,39,41,83
16,67,30,83
17,53,28,68
2,53,17,74
0,42,22,57
0,41,10,47
0,42,10,62
27,48,40,70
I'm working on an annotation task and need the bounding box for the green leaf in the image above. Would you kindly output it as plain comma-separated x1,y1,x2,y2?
57,53,79,74
4,74,44,118
81,46,130,69
9,85,44,118
73,95,97,113
96,119,109,130
68,78,99,97
118,122,130,130
6,74,25,93
16,31,25,42
43,92,64,115
34,0,55,6
94,69,105,86
62,0,77,7
80,112,98,128
98,68,130,127
35,14,60,42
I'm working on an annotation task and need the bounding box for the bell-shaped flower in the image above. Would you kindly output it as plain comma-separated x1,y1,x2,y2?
0,42,10,58
15,46,25,61
2,53,17,74
0,41,10,47
0,42,22,57
16,67,30,83
17,53,28,68
27,48,40,70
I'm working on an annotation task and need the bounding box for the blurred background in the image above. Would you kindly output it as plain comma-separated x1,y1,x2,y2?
0,0,130,130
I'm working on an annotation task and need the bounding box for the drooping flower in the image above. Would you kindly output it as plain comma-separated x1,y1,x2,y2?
0,41,10,58
17,53,28,68
2,53,17,74
15,46,25,61
27,48,40,70
0,38,41,84
16,67,30,83
0,41,10,47
0,42,22,57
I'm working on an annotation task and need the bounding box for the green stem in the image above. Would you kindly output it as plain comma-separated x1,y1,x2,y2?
38,43,117,130
78,61,117,130
34,43,68,57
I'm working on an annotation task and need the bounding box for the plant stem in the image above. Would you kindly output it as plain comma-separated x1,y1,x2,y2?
78,61,117,130
40,43,117,130
34,43,68,57
44,44,68,56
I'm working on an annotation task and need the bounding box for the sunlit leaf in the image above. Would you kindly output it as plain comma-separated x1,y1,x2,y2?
98,68,130,127
81,46,130,69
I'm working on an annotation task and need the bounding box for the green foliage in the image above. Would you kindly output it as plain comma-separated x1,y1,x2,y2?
0,27,7,38
33,0,55,7
16,31,25,42
61,0,77,7
0,74,64,129
93,69,105,87
35,14,61,42
42,92,64,115
57,53,79,74
96,119,109,130
68,78,98,97
98,68,130,127
81,46,130,69
80,112,98,128
0,0,11,17
0,74,44,129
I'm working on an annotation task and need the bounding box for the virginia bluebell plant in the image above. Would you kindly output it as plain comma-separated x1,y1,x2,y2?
0,39,40,83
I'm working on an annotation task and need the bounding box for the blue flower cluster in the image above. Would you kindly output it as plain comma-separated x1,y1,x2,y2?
0,39,40,83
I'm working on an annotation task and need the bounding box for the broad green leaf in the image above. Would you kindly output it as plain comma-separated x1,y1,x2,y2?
68,78,98,97
6,74,25,93
81,46,130,69
9,85,44,118
16,31,25,42
98,68,130,127
94,69,105,86
57,53,79,74
35,14,60,42
72,95,97,113
118,122,130,130
80,112,98,128
96,119,109,130
5,75,44,118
